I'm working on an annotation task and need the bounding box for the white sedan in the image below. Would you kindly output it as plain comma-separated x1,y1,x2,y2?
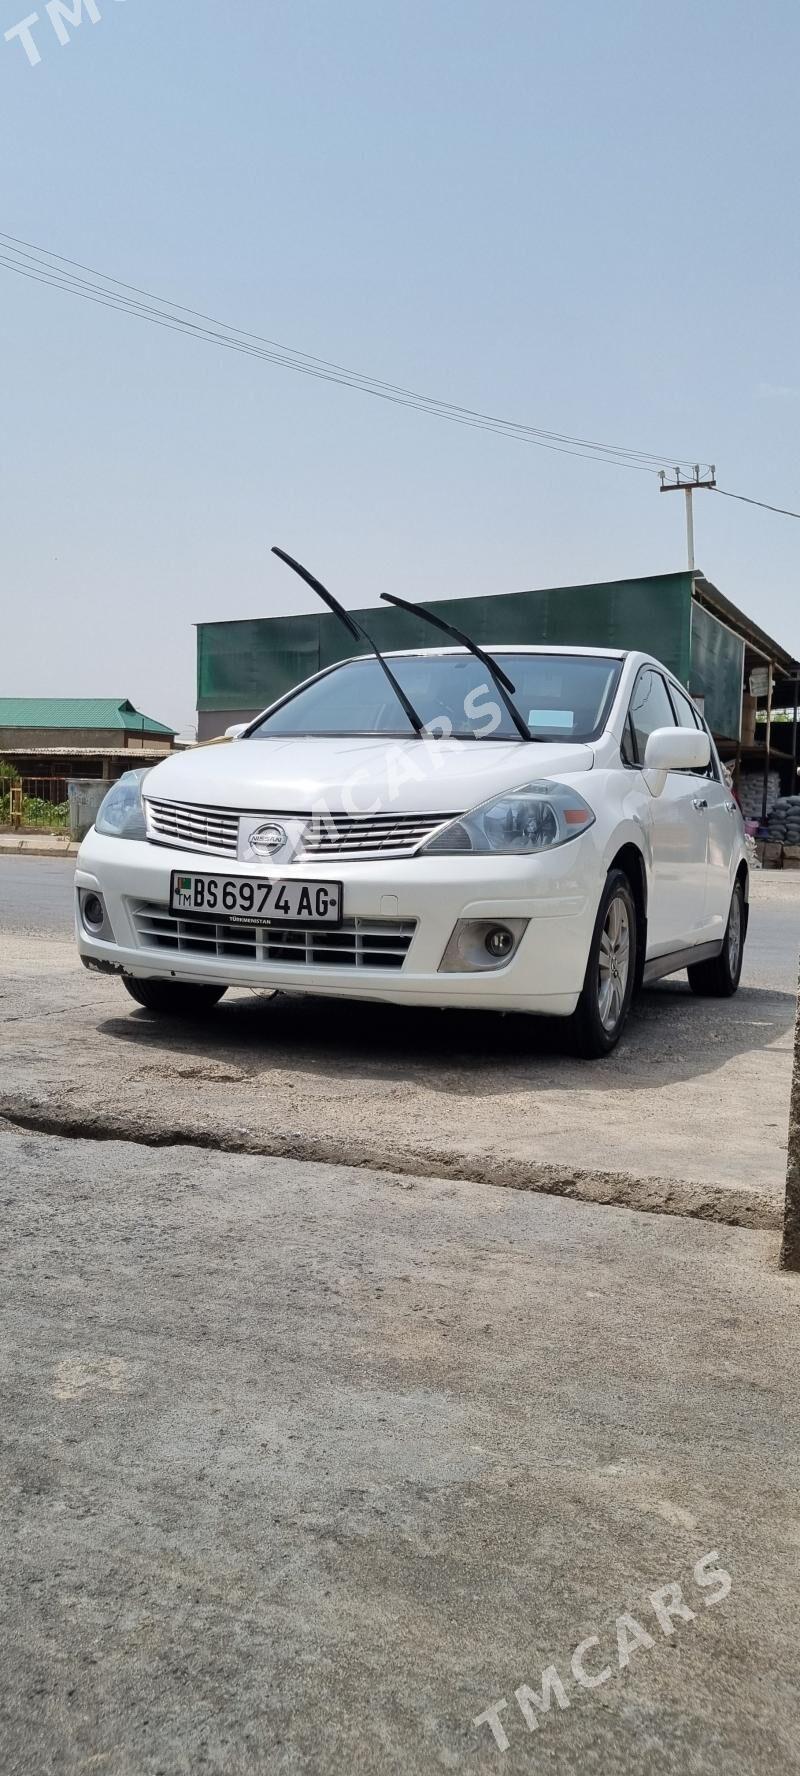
75,642,748,1058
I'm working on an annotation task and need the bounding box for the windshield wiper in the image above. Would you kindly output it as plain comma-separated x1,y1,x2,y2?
379,592,532,742
271,548,425,738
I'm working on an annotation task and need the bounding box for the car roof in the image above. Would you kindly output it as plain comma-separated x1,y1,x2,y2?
334,644,628,663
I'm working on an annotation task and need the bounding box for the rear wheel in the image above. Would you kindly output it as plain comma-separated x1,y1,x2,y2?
687,881,745,998
570,869,637,1059
123,978,227,1016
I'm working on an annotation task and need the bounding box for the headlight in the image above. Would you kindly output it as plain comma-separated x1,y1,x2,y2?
94,769,149,840
421,780,595,856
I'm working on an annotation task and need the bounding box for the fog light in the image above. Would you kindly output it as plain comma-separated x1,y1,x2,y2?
82,893,105,930
485,925,514,959
79,889,115,943
439,917,528,973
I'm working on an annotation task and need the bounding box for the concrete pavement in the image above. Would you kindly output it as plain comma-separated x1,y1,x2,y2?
1,861,798,1225
1,1125,799,1775
3,860,800,1772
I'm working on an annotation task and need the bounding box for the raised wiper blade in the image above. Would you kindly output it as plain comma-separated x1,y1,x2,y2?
271,548,425,737
379,592,532,742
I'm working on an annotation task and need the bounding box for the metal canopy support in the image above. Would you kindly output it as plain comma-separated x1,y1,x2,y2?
793,675,800,787
762,663,774,823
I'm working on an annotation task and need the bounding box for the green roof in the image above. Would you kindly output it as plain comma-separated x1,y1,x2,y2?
0,697,175,736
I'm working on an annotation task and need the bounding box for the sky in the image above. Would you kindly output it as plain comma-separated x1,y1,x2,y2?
1,0,798,737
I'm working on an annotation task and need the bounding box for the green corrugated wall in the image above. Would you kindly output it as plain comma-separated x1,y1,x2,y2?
198,569,697,715
689,602,744,740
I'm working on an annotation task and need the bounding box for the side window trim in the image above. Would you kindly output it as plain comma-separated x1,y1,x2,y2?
620,708,638,769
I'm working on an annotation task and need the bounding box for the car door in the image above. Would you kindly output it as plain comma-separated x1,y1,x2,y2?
699,770,738,939
626,667,708,954
667,684,738,939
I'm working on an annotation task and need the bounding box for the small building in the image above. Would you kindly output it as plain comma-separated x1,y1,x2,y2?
0,697,177,785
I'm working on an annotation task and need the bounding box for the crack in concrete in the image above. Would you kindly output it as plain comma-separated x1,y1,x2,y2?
0,1100,781,1232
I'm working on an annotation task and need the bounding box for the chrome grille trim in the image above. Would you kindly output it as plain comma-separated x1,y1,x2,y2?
298,811,455,858
145,797,239,857
144,798,459,859
129,902,417,970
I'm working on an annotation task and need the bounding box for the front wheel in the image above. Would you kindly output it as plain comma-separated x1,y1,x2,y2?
687,881,745,998
570,869,638,1059
123,978,227,1016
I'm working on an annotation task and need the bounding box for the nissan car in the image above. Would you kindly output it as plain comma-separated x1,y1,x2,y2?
75,557,748,1058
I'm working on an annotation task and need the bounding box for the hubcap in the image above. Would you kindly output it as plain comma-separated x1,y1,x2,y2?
727,891,742,976
598,894,631,1032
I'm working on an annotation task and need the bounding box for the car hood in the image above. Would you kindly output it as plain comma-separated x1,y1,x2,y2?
143,735,595,815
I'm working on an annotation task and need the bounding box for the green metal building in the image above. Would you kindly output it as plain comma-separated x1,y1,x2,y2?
196,567,799,786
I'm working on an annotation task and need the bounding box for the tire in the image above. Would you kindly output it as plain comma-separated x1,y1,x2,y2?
123,978,227,1016
687,881,746,998
570,869,638,1059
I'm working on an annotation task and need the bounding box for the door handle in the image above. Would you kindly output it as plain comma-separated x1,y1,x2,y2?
692,797,708,811
725,800,738,814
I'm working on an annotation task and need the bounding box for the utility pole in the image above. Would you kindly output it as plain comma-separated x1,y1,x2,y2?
659,465,717,569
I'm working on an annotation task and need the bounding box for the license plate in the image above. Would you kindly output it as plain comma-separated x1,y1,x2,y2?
169,871,342,925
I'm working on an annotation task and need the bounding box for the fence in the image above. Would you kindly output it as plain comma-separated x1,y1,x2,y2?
0,775,70,832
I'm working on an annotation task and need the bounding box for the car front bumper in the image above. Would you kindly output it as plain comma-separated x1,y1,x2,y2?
75,830,602,1016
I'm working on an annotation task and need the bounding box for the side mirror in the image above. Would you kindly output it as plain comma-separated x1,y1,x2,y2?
643,725,711,781
644,726,711,772
224,722,249,741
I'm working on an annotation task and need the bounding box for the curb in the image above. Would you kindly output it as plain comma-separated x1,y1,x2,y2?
0,839,79,857
0,1101,782,1234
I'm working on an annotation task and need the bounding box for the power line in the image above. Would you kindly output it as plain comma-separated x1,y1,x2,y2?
0,229,672,460
0,255,662,469
5,234,799,527
712,487,800,521
0,229,709,476
1,229,694,463
0,240,666,466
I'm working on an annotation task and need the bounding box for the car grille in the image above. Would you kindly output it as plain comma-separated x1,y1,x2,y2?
144,799,457,858
146,798,239,856
298,811,454,857
130,902,417,969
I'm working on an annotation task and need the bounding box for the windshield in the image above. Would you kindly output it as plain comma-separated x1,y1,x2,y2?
248,652,622,742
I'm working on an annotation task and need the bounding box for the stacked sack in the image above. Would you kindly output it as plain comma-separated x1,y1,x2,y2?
765,795,800,844
738,771,780,821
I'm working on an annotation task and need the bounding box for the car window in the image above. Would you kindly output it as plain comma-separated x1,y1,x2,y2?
667,681,717,779
628,669,676,764
669,682,700,730
620,711,637,767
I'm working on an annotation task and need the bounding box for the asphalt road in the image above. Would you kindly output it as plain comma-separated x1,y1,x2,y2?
0,855,76,936
2,854,798,986
2,1125,799,1775
2,859,798,1219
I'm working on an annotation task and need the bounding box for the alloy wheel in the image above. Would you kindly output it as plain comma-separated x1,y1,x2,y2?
598,894,631,1032
727,890,742,977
